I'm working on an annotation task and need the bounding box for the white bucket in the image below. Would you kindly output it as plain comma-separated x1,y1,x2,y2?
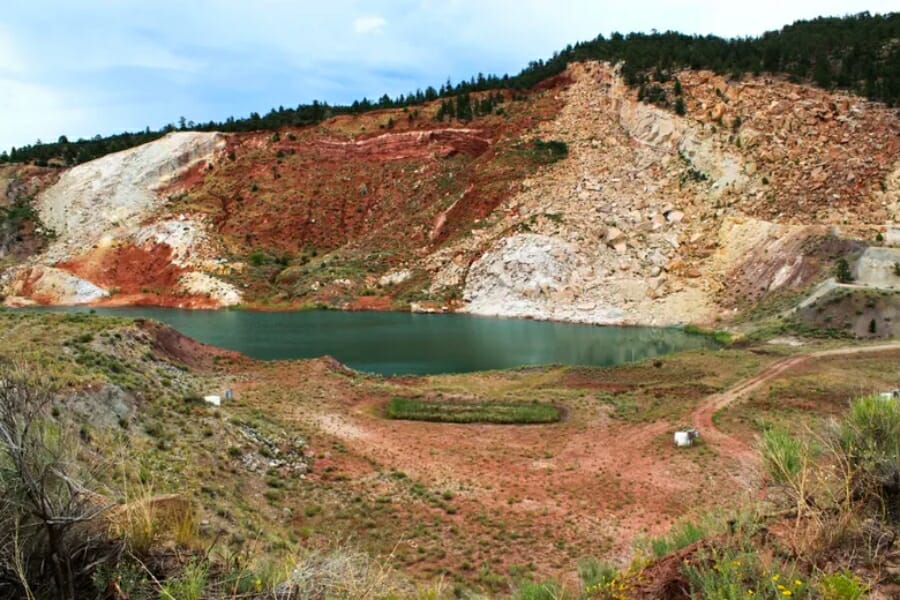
203,395,222,406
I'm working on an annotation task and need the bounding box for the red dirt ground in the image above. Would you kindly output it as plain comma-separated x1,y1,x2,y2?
138,319,246,371
229,341,900,582
167,88,565,266
692,341,900,468
239,363,753,578
55,243,220,308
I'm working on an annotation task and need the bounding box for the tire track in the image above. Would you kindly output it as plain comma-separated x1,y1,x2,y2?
691,342,900,466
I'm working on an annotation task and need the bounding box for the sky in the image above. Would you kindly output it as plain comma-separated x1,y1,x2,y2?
0,1,895,151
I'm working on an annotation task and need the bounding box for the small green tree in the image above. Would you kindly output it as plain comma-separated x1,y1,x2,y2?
674,97,686,116
834,258,853,283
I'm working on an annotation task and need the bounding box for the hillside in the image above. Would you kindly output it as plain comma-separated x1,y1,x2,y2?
1,310,898,598
1,60,897,328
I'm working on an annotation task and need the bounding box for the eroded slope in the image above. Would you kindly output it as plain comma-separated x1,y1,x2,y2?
2,62,898,325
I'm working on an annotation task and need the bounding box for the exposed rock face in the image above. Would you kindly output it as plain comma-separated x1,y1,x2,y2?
379,269,413,287
4,265,109,305
447,63,720,325
3,132,241,307
317,128,491,160
179,272,242,306
436,61,896,325
463,234,628,323
854,247,900,288
2,61,897,323
38,132,224,259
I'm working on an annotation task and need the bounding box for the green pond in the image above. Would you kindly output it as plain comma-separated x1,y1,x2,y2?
28,307,717,375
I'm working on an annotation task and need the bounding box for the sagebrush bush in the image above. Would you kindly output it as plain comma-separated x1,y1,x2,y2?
578,557,618,590
682,548,809,599
817,570,867,600
838,395,900,520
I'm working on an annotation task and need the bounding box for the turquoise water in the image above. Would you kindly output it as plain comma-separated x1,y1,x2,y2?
26,307,716,375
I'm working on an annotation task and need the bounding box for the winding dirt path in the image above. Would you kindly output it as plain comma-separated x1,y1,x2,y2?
691,342,900,465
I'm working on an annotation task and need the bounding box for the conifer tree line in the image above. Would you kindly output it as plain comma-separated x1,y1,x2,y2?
2,12,896,167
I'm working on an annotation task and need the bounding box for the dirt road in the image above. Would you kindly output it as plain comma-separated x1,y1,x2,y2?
691,341,900,465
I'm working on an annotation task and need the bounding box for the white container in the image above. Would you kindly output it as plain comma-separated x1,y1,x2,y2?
203,395,221,407
674,431,693,447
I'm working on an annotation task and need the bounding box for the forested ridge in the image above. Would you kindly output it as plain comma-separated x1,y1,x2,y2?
3,11,896,167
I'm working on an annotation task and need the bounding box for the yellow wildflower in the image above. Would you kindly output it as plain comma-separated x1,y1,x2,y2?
772,574,780,582
782,591,792,597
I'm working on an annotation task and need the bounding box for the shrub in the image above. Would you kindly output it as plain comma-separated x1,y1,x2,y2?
834,258,853,283
531,139,569,163
514,579,564,600
817,570,867,600
682,549,809,599
578,557,617,590
249,251,267,267
838,395,900,519
0,360,115,600
761,428,804,484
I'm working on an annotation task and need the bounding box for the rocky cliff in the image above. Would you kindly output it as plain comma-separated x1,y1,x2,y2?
430,62,898,325
2,62,897,325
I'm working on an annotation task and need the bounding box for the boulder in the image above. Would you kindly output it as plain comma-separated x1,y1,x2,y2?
604,227,625,246
378,269,413,287
666,210,685,223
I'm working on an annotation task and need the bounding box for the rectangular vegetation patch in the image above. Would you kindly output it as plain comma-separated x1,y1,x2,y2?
385,397,561,424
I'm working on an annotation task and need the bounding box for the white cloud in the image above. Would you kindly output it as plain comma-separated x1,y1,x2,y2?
353,16,386,35
0,27,26,74
0,78,87,148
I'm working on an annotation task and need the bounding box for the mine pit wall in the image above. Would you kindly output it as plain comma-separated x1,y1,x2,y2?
854,247,900,290
2,59,898,324
451,59,898,327
1,132,242,308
